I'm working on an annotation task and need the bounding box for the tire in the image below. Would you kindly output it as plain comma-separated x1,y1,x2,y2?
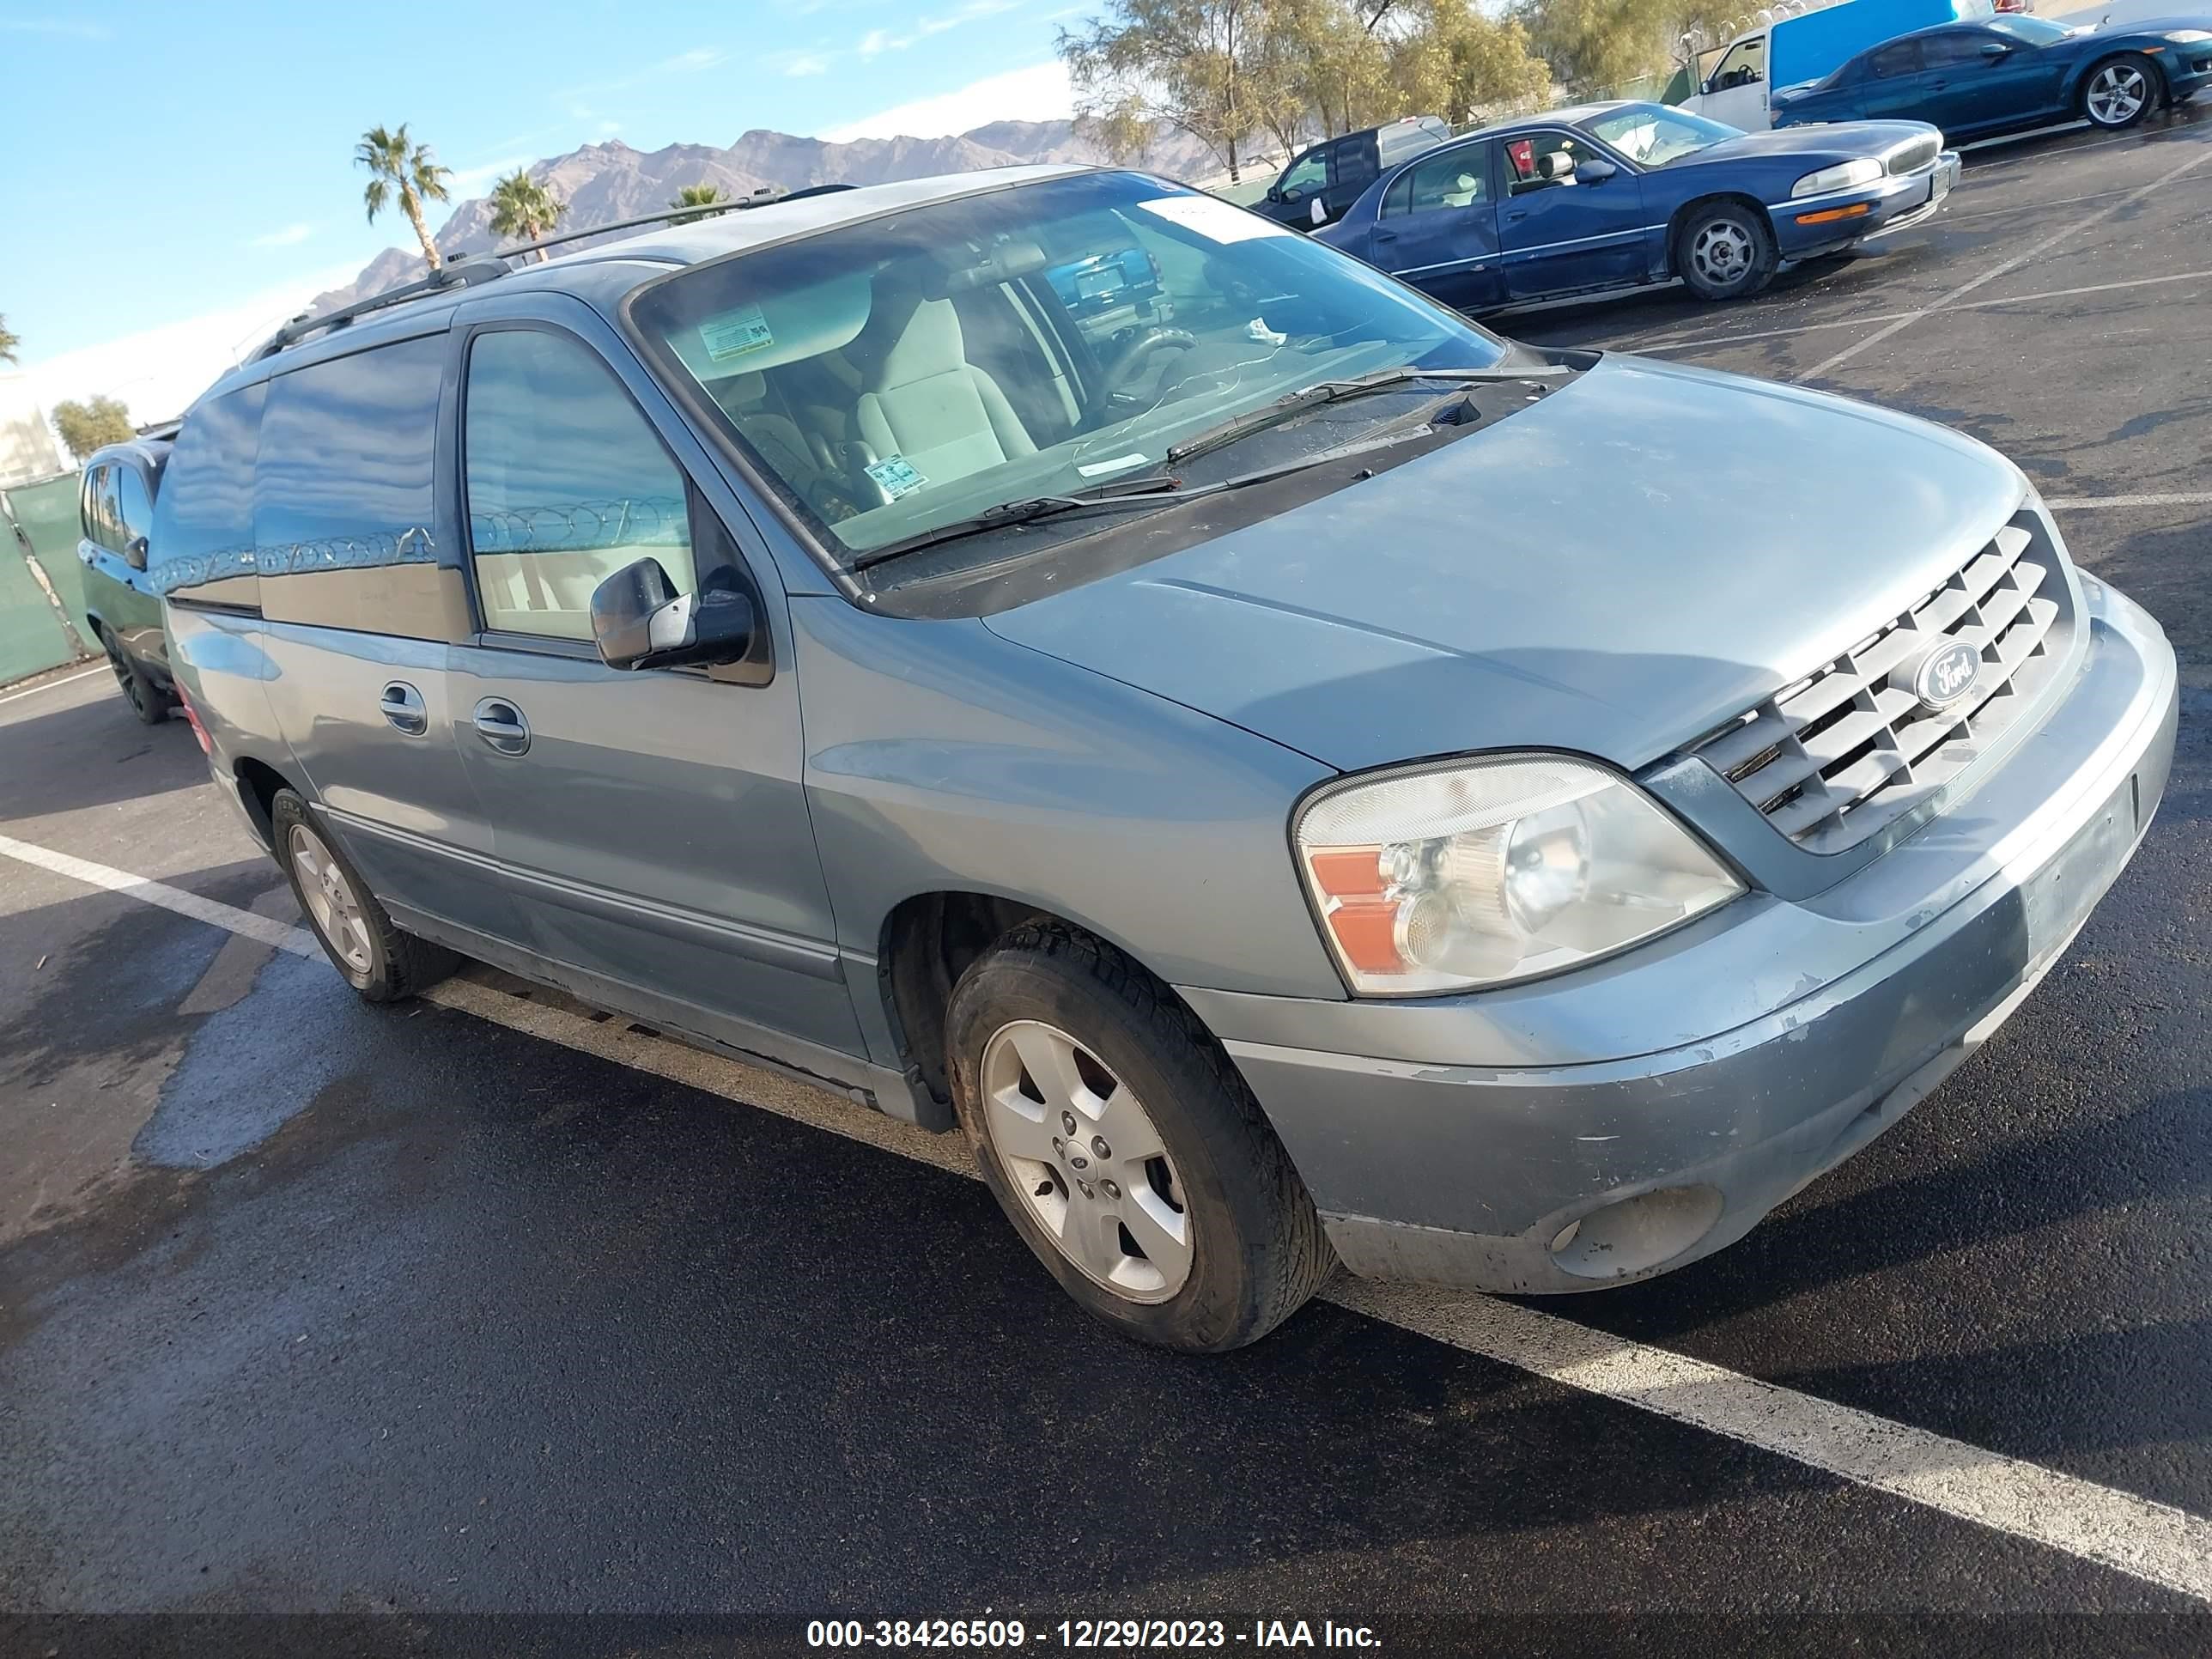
2081,53,2159,130
1676,200,1778,301
945,921,1334,1352
100,632,171,725
271,789,457,1001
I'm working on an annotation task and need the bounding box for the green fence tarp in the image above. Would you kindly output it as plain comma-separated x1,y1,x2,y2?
1,471,91,687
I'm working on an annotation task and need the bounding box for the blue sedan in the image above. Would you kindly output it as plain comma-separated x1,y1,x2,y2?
1316,101,1960,306
1773,15,2212,137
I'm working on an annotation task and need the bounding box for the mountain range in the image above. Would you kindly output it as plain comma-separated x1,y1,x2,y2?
307,119,1224,317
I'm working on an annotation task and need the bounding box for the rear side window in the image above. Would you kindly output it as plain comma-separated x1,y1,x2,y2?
115,466,154,547
1394,149,1489,216
81,465,118,550
1869,40,1921,78
1333,136,1378,191
254,335,444,631
151,383,267,599
463,328,696,642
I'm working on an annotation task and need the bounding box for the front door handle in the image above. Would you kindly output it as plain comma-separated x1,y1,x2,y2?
1504,208,1528,223
472,697,531,756
1371,228,1398,243
380,680,428,736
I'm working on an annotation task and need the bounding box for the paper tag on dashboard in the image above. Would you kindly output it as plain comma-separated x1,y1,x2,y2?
1134,195,1292,245
699,304,774,362
866,455,927,499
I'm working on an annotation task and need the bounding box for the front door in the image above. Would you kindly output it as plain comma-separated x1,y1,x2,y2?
1922,27,2067,134
445,318,863,1065
1368,143,1505,312
1498,130,1648,300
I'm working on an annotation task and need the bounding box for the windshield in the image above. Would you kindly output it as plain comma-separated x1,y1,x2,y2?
1578,105,1740,166
624,171,1509,567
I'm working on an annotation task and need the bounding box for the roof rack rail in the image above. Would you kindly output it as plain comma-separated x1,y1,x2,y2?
253,257,510,360
251,182,859,363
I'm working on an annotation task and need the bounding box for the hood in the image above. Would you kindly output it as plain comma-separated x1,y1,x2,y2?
981,356,2026,774
1684,120,1935,159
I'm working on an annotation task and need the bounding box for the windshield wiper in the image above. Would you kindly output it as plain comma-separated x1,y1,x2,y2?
848,473,1185,571
1163,363,1568,468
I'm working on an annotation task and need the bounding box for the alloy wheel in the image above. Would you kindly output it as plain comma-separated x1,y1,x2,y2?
104,642,143,715
1692,220,1753,289
289,823,374,976
2087,64,2148,125
978,1019,1194,1303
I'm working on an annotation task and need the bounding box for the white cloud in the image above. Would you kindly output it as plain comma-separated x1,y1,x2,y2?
856,1,1024,57
598,119,623,134
0,16,111,38
17,263,366,431
823,59,1074,142
250,223,315,249
447,155,529,196
785,52,833,76
659,46,726,71
858,27,892,57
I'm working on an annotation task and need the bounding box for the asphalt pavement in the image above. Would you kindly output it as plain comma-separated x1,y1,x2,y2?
4,112,2212,1656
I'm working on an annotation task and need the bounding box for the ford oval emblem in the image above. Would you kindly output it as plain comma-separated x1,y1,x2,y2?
1914,640,1982,710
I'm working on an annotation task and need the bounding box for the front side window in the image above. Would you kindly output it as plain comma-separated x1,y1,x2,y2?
624,171,1506,570
1279,149,1328,195
1580,106,1739,167
1710,36,1766,88
1921,31,1994,66
1504,132,1598,193
464,328,696,641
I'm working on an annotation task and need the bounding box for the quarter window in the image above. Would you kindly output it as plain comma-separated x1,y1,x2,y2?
149,382,266,595
115,465,154,548
464,328,696,642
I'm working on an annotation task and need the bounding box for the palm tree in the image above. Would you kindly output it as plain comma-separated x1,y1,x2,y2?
356,124,454,273
667,183,728,224
0,313,18,365
488,170,566,261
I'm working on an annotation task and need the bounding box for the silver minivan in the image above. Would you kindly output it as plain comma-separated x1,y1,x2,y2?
161,167,2177,1351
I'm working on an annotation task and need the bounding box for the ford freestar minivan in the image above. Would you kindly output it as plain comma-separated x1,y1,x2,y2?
160,167,2177,1352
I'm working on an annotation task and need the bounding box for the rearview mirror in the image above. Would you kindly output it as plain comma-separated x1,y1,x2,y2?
1574,156,1619,184
589,556,757,672
124,534,149,571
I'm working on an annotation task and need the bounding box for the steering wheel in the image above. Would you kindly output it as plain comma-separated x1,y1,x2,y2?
1100,326,1198,398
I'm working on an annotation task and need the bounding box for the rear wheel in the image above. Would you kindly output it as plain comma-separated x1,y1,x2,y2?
271,789,456,1001
1677,201,1778,301
100,632,171,725
946,921,1334,1352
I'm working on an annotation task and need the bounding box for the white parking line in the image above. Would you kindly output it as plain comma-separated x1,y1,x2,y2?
6,831,2212,1600
1619,268,2212,357
2045,492,2212,510
0,665,105,708
1800,144,2212,381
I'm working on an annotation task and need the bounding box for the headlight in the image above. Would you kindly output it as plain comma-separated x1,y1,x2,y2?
2166,28,2210,41
1295,755,1743,996
1790,158,1884,198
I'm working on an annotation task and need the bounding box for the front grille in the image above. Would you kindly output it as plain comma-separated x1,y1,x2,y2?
1690,514,2069,855
1887,136,1940,175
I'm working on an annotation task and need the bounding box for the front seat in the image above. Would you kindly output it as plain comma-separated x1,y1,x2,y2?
852,286,1035,490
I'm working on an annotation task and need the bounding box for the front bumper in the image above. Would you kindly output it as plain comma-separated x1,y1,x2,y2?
1182,578,2177,1294
1776,152,1960,258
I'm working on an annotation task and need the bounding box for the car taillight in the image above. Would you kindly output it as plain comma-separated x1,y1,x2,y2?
174,680,212,755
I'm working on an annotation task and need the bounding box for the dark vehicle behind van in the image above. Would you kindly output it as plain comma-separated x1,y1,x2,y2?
77,435,175,723
1257,116,1451,228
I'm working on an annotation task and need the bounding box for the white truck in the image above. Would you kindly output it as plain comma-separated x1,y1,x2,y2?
1680,0,1998,129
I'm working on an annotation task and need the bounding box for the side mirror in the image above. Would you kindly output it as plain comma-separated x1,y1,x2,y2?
589,556,757,672
1265,184,1283,204
125,534,149,571
1980,40,2011,58
1574,156,1619,184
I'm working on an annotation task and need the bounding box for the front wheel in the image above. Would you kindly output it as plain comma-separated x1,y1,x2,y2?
271,789,457,1001
946,922,1334,1352
2083,54,2158,129
1677,202,1778,301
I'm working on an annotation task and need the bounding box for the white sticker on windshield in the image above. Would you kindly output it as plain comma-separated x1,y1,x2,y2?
1076,453,1149,477
865,455,927,499
1134,194,1293,245
698,303,774,362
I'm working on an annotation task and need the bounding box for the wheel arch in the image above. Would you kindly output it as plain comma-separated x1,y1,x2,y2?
2070,48,2168,113
876,889,1199,1116
232,754,298,851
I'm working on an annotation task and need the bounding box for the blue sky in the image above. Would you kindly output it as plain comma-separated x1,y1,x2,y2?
1,0,1080,413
